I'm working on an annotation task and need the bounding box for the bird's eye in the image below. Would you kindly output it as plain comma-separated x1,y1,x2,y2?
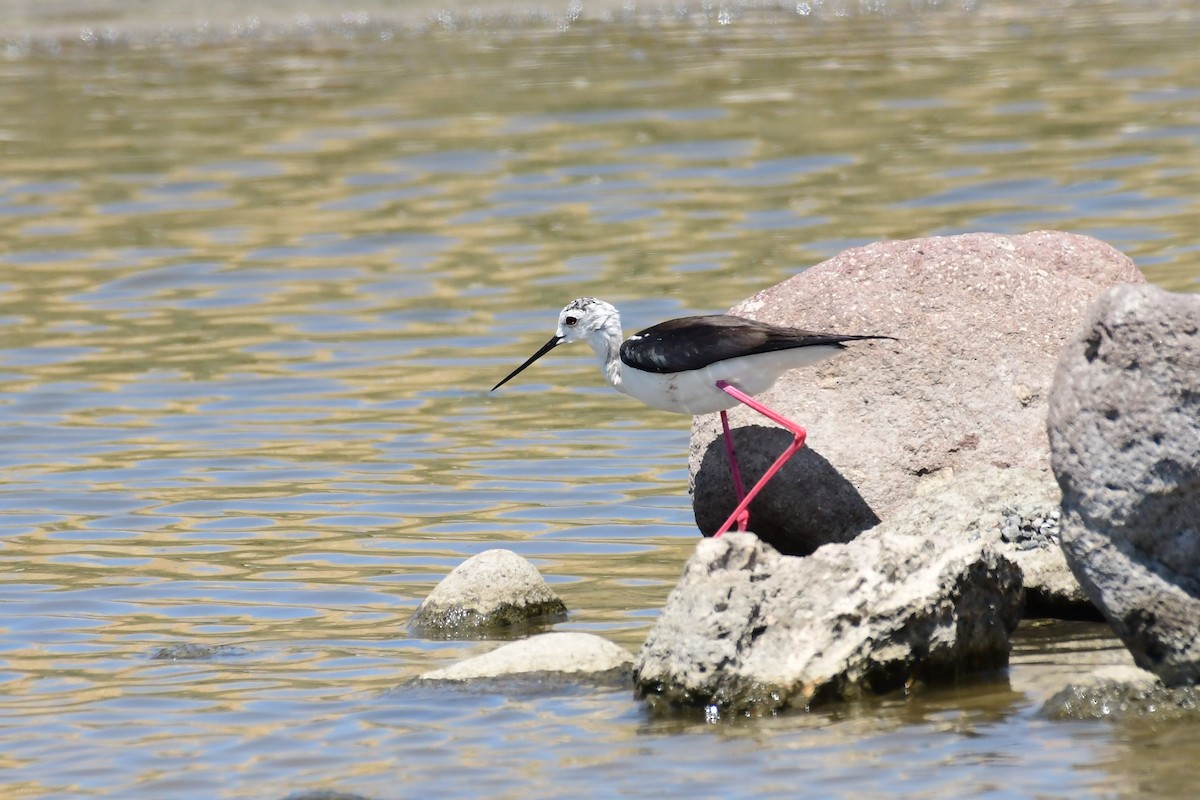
564,316,578,326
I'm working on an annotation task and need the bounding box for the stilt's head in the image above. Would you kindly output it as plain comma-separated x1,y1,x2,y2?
554,297,621,346
491,297,622,391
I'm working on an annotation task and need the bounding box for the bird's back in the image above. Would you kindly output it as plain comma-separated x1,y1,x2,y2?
619,314,882,375
613,314,892,415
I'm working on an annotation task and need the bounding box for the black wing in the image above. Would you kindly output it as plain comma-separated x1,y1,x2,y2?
619,314,892,374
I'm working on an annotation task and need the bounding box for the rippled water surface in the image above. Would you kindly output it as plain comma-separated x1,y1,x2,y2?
1,1,1198,797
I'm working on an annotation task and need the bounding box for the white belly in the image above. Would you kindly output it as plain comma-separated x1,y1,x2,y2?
617,346,843,415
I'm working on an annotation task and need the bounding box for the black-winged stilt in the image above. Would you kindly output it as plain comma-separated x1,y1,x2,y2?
492,297,893,536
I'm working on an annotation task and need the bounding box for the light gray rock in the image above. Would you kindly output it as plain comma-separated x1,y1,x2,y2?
409,549,567,636
690,231,1145,555
1047,283,1200,686
417,632,632,681
883,466,1092,619
634,529,1023,714
1041,665,1200,721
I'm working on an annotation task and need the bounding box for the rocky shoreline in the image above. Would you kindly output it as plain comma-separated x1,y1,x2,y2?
407,231,1199,721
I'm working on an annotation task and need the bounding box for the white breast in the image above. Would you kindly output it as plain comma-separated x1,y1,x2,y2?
618,346,844,415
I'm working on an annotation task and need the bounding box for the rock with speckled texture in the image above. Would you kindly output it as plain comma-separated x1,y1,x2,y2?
875,466,1092,619
634,529,1022,715
690,231,1145,556
1048,283,1200,686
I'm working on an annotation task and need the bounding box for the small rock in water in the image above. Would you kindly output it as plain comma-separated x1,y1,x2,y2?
1041,666,1200,722
151,643,249,660
280,790,375,800
417,632,632,682
409,549,567,637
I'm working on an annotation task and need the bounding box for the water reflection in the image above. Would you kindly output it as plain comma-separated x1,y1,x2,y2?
1,1,1198,797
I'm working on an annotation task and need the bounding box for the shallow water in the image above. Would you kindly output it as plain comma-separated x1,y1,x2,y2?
1,1,1198,797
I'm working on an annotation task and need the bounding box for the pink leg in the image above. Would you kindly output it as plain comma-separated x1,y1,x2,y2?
713,380,808,537
719,410,750,532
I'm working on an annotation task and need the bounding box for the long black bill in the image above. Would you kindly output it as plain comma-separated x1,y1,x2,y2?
491,334,563,391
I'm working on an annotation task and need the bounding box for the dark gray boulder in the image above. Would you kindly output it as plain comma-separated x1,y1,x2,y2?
1047,283,1200,686
690,231,1145,555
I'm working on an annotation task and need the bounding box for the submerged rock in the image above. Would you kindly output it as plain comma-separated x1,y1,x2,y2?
417,632,632,682
409,549,567,637
1048,284,1200,686
634,529,1022,715
1041,666,1200,722
151,643,250,660
691,231,1145,554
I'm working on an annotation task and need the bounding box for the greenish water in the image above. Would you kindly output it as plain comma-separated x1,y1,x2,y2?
1,1,1197,797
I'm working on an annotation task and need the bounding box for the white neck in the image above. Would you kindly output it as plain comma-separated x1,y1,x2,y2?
587,325,625,394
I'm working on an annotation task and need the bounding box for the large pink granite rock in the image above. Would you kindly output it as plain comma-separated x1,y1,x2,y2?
690,231,1145,555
